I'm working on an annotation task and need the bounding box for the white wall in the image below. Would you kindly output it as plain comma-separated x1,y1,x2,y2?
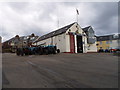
53,34,66,52
65,34,70,52
87,42,97,52
66,23,83,34
86,36,97,52
37,38,51,46
110,40,119,49
36,33,67,52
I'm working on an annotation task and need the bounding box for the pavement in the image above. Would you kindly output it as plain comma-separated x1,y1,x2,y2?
2,53,118,88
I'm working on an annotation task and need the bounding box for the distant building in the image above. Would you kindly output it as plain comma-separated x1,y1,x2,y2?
96,34,120,50
33,22,97,53
2,34,39,52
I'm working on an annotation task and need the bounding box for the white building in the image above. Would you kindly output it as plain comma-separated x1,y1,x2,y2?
110,34,120,49
33,22,97,53
82,26,97,52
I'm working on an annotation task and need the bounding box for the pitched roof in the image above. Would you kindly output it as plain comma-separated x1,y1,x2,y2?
3,35,39,44
82,26,91,33
97,34,120,41
36,22,76,42
3,37,15,43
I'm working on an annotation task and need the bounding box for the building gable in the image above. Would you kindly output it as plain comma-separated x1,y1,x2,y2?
66,22,84,35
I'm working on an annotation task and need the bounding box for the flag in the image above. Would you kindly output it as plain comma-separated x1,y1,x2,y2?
76,9,79,15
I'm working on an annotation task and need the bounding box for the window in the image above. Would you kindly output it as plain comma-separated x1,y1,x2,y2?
30,37,35,40
106,41,109,44
27,37,29,39
88,28,94,37
100,41,102,45
24,37,27,40
110,40,112,44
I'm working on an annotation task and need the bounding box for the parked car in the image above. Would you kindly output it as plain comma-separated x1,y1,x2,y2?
110,48,120,53
110,49,117,52
105,49,110,53
98,49,104,53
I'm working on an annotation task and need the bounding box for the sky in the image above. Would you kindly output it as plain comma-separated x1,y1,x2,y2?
0,1,118,42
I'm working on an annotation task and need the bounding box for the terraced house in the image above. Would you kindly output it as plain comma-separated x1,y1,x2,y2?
33,22,97,53
97,34,120,50
2,34,39,52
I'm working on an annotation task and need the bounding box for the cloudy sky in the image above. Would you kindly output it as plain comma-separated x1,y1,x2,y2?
0,1,118,42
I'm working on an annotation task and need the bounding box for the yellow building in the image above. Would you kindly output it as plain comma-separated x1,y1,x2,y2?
97,40,110,50
97,34,120,51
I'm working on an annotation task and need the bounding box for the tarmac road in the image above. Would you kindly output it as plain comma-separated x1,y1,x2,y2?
2,53,118,88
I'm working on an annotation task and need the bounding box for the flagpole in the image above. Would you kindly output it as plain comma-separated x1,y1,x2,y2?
76,8,79,24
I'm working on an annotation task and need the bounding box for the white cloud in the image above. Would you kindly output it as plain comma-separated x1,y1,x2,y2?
0,2,118,42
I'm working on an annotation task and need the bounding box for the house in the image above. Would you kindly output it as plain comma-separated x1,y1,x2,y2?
82,26,97,52
96,34,120,50
2,33,39,52
33,22,97,53
2,37,14,51
9,34,39,48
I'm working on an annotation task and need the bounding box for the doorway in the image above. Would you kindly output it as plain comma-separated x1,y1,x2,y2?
77,35,83,53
